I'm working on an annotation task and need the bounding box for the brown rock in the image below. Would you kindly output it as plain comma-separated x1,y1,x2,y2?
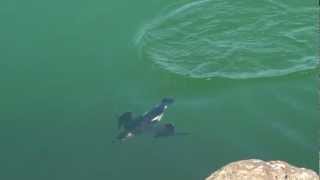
205,159,319,180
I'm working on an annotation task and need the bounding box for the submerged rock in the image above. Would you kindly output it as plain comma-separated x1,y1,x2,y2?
205,159,318,180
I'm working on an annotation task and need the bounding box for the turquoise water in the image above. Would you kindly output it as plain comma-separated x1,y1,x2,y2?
0,0,318,179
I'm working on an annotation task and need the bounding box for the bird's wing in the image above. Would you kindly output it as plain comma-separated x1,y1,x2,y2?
153,123,175,138
118,112,133,129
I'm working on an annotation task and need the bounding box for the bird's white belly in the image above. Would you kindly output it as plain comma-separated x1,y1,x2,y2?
151,114,163,122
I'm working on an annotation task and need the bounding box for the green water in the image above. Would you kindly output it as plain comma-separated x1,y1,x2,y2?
0,0,318,179
136,0,317,79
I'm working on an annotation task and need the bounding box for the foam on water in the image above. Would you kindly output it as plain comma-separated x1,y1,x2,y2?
134,0,317,79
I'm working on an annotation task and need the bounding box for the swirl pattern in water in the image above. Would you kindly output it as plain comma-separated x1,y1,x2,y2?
135,0,317,79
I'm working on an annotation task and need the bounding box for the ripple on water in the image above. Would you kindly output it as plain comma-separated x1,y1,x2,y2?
135,0,317,79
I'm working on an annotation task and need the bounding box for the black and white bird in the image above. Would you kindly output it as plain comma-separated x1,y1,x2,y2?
115,97,175,142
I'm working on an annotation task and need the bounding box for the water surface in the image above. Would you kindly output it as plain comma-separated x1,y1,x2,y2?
0,0,318,179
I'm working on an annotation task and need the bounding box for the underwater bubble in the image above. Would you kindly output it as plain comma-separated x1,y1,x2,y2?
135,0,317,79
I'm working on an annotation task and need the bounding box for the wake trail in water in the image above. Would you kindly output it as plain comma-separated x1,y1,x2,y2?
134,0,317,79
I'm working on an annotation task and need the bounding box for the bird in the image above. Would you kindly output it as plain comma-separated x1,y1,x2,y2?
114,97,175,142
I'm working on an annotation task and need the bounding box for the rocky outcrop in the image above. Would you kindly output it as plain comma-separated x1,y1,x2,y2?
205,159,319,180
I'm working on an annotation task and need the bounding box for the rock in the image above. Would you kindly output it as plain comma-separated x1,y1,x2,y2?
205,159,319,180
